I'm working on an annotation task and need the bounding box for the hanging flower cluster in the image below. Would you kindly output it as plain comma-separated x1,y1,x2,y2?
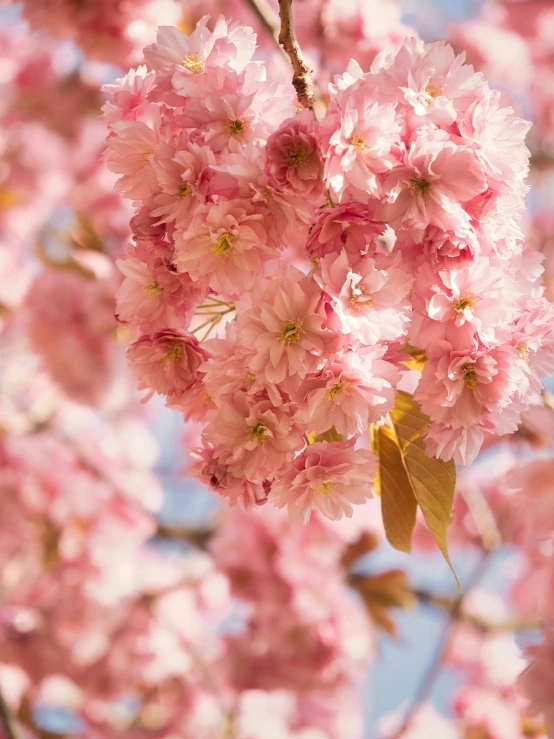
104,16,554,523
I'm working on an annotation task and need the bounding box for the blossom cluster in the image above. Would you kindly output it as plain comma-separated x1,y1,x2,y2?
105,16,554,527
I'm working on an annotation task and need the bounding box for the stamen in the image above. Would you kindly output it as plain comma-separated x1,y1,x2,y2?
314,481,337,496
462,364,478,389
144,281,163,295
162,342,183,364
177,182,192,199
228,119,249,137
279,319,303,346
454,295,480,312
425,82,445,101
182,51,205,75
213,232,235,255
349,134,366,150
288,147,308,166
517,343,530,362
248,423,267,444
410,178,431,196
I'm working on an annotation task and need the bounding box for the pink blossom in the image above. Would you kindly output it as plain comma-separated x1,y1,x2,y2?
301,349,400,436
144,17,256,95
411,257,516,349
149,137,215,225
306,202,387,259
189,441,268,509
174,199,273,299
268,440,376,524
236,269,339,384
520,625,554,737
322,76,402,201
104,119,161,200
204,391,303,481
101,66,158,124
127,329,207,399
381,37,486,126
381,127,485,232
265,109,324,199
317,249,413,345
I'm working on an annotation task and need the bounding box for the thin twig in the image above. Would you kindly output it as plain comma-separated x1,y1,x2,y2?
277,0,315,110
0,687,20,739
244,0,281,44
388,550,495,739
413,588,540,633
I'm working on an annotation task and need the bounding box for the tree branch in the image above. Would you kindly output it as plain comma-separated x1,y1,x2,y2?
277,0,315,110
0,686,20,739
244,0,281,45
413,588,540,633
387,550,495,739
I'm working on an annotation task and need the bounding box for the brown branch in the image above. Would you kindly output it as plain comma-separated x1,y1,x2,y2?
413,588,540,633
0,687,20,739
277,0,315,110
388,550,495,739
244,0,281,45
155,523,214,550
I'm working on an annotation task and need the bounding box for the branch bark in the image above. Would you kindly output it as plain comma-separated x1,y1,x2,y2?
277,0,315,110
388,550,495,739
0,687,20,739
244,0,280,45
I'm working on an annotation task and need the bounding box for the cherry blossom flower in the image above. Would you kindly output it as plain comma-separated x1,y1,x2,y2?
268,439,376,523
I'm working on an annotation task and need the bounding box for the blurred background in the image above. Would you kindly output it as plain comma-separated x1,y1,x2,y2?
1,0,553,737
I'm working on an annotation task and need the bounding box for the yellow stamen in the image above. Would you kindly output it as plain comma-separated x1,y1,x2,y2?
314,481,337,496
454,295,480,312
517,343,530,362
177,182,192,199
462,364,478,389
144,281,163,295
228,119,249,136
162,342,183,364
410,178,431,196
279,319,303,346
349,290,373,309
213,232,235,255
326,382,348,401
138,149,154,163
349,134,366,150
425,82,445,100
248,423,267,444
288,147,308,166
182,51,205,75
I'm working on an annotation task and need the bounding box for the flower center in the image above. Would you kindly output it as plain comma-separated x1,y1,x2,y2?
314,481,336,496
248,422,267,445
182,51,205,75
144,281,163,296
137,149,154,163
162,342,183,364
517,343,530,362
177,182,192,199
279,319,303,346
349,134,366,150
288,147,308,166
326,382,347,401
425,82,445,101
454,295,480,312
228,119,249,137
349,289,373,309
462,364,478,389
213,232,236,255
410,178,431,196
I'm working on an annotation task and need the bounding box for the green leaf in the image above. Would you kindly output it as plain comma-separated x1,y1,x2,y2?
376,391,460,590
